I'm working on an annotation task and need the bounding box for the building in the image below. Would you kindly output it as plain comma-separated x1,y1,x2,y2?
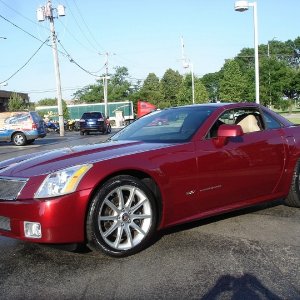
0,90,29,112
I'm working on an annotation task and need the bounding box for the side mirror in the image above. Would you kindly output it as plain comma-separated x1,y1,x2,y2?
217,124,243,137
214,124,243,147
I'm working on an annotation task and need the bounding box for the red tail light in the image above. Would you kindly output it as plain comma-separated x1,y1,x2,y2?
32,123,37,129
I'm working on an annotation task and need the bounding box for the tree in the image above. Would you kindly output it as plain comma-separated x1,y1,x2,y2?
219,59,247,102
73,84,103,103
36,98,69,120
36,98,57,106
201,72,221,101
139,73,162,106
8,93,28,111
176,74,209,105
160,69,182,106
107,66,131,101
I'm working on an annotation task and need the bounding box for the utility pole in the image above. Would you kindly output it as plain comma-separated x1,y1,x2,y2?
180,36,195,104
100,52,114,117
104,52,109,117
37,0,65,136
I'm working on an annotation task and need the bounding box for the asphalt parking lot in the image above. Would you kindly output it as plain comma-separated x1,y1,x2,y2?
0,131,299,299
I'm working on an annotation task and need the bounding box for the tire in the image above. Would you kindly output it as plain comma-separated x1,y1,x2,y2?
86,175,157,257
285,161,300,207
80,131,84,136
12,132,27,146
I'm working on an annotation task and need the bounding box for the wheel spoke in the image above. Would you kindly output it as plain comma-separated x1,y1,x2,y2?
99,215,118,221
126,187,136,209
130,197,147,213
114,225,124,248
130,222,146,236
131,214,151,220
103,221,119,238
117,188,125,209
124,225,133,248
104,199,121,214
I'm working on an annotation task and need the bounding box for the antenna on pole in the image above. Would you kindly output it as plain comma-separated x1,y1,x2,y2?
180,36,195,104
181,36,189,69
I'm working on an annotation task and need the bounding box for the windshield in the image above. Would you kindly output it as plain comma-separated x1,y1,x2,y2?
111,106,216,143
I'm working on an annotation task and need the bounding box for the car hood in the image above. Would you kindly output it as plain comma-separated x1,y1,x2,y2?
0,140,172,178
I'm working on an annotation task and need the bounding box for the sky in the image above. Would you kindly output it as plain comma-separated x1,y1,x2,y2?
0,0,299,102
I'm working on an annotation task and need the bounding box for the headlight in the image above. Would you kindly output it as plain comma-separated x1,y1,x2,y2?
35,164,93,198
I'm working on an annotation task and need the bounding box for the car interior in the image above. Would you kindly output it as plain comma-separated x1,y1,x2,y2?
206,108,264,138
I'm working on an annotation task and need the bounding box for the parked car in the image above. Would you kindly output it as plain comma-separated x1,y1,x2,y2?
0,111,46,146
79,112,111,135
0,103,300,257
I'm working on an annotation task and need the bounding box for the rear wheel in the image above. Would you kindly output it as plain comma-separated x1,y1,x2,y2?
80,131,84,136
285,161,300,207
86,175,157,257
12,132,27,146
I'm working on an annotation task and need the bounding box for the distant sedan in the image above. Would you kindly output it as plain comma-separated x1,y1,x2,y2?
0,102,299,257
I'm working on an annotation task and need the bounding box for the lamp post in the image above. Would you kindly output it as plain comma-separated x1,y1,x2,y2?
235,0,260,104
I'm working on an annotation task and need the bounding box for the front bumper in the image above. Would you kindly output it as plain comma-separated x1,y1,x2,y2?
0,189,92,244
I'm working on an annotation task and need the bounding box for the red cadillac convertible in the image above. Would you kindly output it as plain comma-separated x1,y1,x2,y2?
0,102,299,257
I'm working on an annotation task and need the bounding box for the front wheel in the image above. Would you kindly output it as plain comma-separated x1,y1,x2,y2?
12,132,27,146
86,175,157,257
285,161,300,207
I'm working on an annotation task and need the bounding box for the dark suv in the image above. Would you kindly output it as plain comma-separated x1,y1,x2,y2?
79,112,111,135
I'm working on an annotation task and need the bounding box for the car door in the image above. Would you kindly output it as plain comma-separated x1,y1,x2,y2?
194,108,286,212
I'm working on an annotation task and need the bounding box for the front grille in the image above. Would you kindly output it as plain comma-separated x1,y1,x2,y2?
0,216,11,231
0,177,28,200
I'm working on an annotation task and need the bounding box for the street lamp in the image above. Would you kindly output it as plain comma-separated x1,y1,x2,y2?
235,0,260,104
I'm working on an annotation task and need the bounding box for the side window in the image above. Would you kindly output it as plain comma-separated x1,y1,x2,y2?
262,111,282,129
206,108,263,139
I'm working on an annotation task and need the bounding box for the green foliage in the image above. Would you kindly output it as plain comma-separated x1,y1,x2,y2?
139,73,163,106
68,37,300,110
36,98,69,120
160,69,182,106
219,59,247,102
176,74,209,105
36,98,57,106
201,72,221,101
8,92,28,111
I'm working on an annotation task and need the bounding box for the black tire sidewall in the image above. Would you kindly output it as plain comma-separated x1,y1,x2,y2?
86,175,157,257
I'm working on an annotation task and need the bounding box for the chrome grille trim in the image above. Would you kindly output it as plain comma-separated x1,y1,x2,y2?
0,177,28,200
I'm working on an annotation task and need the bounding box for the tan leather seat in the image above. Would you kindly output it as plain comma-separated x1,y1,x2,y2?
237,114,260,133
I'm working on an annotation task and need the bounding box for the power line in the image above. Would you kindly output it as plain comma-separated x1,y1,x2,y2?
70,0,104,51
0,37,50,84
0,11,104,79
0,13,46,43
57,39,106,76
63,0,101,52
